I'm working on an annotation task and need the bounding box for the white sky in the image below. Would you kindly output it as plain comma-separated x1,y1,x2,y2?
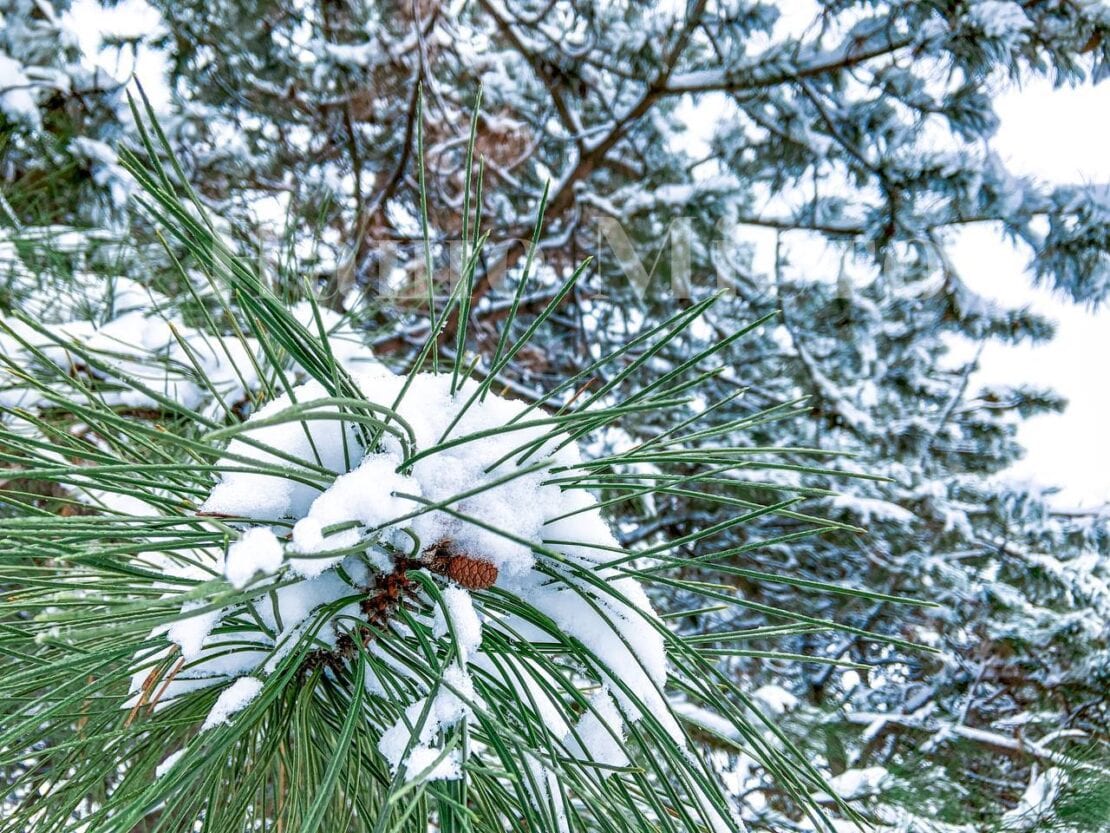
66,2,1109,505
951,82,1110,508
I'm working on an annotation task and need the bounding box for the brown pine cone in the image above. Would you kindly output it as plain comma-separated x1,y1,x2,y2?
424,540,499,590
444,554,499,590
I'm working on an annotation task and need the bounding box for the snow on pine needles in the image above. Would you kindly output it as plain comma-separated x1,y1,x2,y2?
0,273,373,420
124,362,684,790
0,258,833,831
0,247,721,808
0,100,919,833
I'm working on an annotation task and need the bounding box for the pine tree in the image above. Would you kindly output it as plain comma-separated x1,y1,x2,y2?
118,1,1108,826
1,0,1108,830
0,100,923,832
0,0,132,226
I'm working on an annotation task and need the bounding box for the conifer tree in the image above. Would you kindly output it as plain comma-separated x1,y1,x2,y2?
1,1,1108,830
0,98,921,832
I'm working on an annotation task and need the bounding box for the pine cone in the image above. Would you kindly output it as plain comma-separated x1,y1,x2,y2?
444,554,499,590
424,541,499,590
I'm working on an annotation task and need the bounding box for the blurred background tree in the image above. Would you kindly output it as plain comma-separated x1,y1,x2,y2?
2,0,1108,829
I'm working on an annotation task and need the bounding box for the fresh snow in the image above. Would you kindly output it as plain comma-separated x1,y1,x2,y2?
432,586,483,661
167,602,226,661
822,766,891,801
376,663,478,781
200,676,264,730
0,51,40,129
155,750,185,778
11,274,718,807
121,358,678,784
752,684,799,715
0,276,368,420
224,527,284,589
565,688,630,770
967,2,1033,41
830,495,915,525
1001,766,1063,830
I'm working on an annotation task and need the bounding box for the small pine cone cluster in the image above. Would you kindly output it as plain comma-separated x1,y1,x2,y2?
361,564,418,626
302,543,497,674
424,540,499,590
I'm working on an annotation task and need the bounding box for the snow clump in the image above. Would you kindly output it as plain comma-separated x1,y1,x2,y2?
126,362,682,786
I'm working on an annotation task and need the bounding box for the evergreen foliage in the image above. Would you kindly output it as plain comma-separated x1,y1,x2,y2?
1,1,1108,831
